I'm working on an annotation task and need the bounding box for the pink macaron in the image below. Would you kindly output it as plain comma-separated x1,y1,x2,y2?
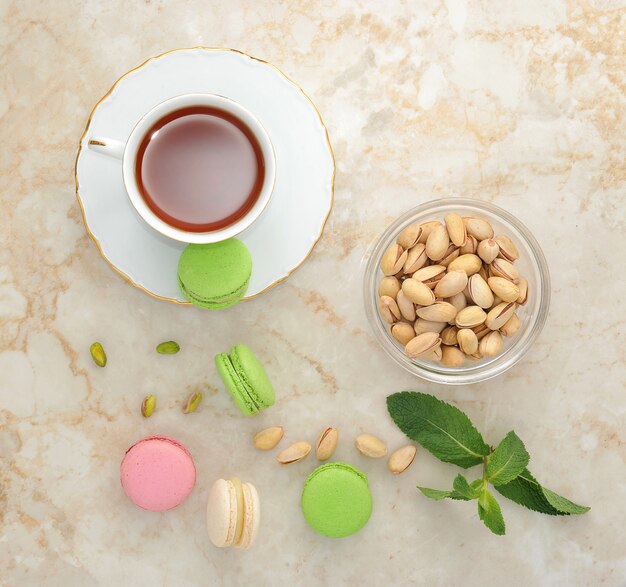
120,435,196,512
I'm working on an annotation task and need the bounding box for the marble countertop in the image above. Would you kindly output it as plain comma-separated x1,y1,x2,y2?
2,1,625,585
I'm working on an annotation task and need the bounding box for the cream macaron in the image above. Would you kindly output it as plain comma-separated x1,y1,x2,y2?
207,477,260,549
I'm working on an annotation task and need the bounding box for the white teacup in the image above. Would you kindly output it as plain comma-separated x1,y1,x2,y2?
88,93,275,244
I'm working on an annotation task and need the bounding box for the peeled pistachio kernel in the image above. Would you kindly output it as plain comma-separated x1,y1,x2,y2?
487,276,520,302
516,277,528,305
485,302,517,330
444,212,466,247
405,332,441,358
412,265,446,288
156,341,180,354
381,244,407,275
378,276,401,298
441,345,466,367
355,434,388,458
416,301,457,323
414,319,447,335
464,217,494,240
455,305,487,328
440,325,459,346
141,394,156,418
490,258,519,283
457,328,479,355
479,330,503,357
387,445,417,474
90,342,107,367
402,278,436,306
391,322,416,345
403,243,428,274
277,441,311,465
316,427,339,461
495,234,519,261
182,392,203,414
477,239,500,264
396,290,416,322
418,220,441,243
500,313,521,337
425,224,450,261
378,296,401,324
397,224,422,249
467,274,494,309
460,234,478,255
434,269,468,298
253,426,284,450
447,254,482,276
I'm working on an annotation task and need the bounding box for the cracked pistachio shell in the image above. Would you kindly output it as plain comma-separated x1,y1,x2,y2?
387,445,417,474
441,345,466,368
316,427,339,461
516,277,528,305
446,292,467,324
490,258,520,283
444,212,467,246
412,265,446,287
457,328,479,355
418,220,441,243
253,426,284,450
495,234,519,261
405,332,441,358
396,290,416,322
460,234,478,255
416,301,457,323
403,243,428,274
447,254,482,276
464,217,494,240
355,434,388,458
425,224,450,261
402,278,435,306
397,224,423,249
414,319,448,335
477,239,500,264
381,244,407,275
487,276,520,303
440,325,459,346
473,323,491,340
378,296,401,323
479,330,503,357
440,245,461,267
434,269,468,298
277,441,311,465
391,322,416,345
485,302,517,330
500,313,521,337
424,345,443,361
467,274,494,309
455,305,487,328
378,276,401,298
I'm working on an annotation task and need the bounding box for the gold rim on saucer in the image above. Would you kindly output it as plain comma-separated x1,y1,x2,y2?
74,47,335,305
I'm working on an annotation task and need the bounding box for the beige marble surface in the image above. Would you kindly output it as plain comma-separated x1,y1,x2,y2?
1,0,626,585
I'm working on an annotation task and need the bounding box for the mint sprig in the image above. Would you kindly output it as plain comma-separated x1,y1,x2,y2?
387,392,589,535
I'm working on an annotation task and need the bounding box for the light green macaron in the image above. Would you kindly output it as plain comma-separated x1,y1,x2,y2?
177,239,252,309
215,344,276,416
301,462,373,538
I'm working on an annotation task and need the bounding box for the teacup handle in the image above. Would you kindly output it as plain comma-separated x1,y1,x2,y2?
87,137,125,160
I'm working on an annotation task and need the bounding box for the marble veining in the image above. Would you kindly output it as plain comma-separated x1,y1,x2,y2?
1,0,625,585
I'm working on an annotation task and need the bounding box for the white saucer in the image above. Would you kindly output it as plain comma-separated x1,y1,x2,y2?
75,48,334,303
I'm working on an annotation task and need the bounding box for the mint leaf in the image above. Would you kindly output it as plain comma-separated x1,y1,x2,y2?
478,489,506,535
487,431,529,485
453,474,481,499
417,486,471,501
387,392,490,468
494,469,590,515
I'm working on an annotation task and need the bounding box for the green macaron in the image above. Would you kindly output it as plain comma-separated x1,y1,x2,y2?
215,344,276,416
301,463,373,538
177,239,252,309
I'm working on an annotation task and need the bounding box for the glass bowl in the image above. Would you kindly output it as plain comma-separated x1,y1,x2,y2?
363,198,550,385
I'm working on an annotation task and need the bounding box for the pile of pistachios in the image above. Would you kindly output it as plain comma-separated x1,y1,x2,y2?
377,213,528,367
